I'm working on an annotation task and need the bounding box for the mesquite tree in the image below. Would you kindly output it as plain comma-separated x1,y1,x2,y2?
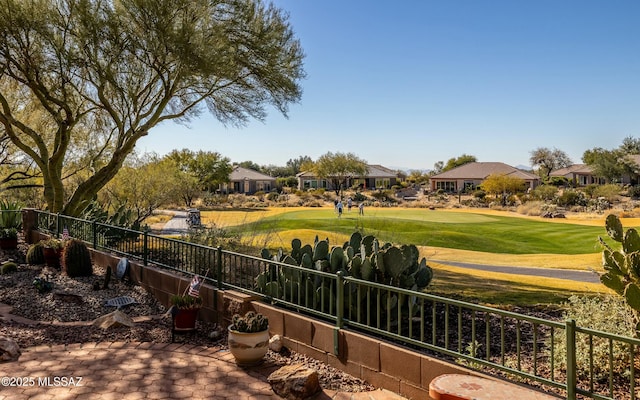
0,0,304,215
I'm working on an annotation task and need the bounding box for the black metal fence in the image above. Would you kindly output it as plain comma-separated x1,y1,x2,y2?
31,210,639,400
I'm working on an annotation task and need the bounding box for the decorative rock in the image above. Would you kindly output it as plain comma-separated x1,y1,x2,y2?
53,291,83,304
0,336,21,362
269,334,284,352
208,328,222,340
92,310,135,330
267,364,320,400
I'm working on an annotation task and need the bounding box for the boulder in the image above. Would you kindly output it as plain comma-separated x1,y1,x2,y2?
92,310,135,330
269,334,284,352
268,364,320,400
0,336,21,362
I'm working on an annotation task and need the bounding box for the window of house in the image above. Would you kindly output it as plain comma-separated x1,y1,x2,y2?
435,181,456,192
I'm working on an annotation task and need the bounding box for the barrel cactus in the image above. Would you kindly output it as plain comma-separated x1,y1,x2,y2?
26,242,45,265
0,262,17,274
62,239,93,277
230,311,269,332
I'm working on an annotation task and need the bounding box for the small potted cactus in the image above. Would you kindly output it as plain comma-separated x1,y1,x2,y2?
227,311,270,366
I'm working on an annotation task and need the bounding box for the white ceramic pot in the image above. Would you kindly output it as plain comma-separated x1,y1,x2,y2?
227,326,270,366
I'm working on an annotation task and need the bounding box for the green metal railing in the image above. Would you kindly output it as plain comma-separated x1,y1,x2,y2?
32,210,639,400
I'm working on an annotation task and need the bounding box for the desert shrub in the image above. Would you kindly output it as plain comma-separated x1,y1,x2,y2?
370,190,395,202
592,184,622,203
549,295,637,380
548,176,568,186
184,224,242,252
583,184,599,199
352,192,367,202
472,190,486,199
628,185,640,199
517,200,544,216
586,197,610,213
531,185,557,201
302,200,324,207
556,189,586,207
266,192,279,201
201,193,228,207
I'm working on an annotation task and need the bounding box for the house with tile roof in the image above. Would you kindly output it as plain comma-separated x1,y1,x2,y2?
551,155,640,186
296,164,399,191
549,164,605,186
221,166,276,194
429,162,540,192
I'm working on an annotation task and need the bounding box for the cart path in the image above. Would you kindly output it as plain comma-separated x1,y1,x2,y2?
432,259,601,283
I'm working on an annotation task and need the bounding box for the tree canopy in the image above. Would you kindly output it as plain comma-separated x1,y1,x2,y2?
165,149,232,206
582,136,640,184
305,152,368,196
436,154,477,174
0,0,305,215
481,174,526,205
529,147,572,180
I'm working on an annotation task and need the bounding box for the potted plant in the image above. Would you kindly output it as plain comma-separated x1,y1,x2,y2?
170,294,203,331
41,238,64,269
0,228,18,250
227,311,270,366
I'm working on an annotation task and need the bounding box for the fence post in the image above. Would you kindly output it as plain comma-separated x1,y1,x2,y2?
334,271,345,356
216,246,223,291
143,227,149,266
56,213,61,238
92,221,97,249
566,319,577,400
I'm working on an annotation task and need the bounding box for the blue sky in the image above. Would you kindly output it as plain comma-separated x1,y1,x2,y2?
137,0,640,171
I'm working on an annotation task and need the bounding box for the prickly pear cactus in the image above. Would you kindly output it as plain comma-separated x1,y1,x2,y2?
600,214,640,318
257,231,434,326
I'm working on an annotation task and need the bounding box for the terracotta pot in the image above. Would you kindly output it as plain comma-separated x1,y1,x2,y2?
43,247,61,269
173,307,199,331
227,327,269,366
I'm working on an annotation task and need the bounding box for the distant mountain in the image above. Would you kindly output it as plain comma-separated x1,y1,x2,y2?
515,164,533,171
388,166,431,174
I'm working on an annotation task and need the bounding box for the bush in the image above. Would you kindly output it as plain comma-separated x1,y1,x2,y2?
592,184,621,203
556,189,586,207
549,295,637,379
516,200,544,216
472,190,486,199
266,192,279,201
548,176,568,186
583,184,599,199
352,192,367,202
531,185,557,201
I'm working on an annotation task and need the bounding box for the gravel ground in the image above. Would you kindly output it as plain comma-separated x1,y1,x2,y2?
0,242,374,392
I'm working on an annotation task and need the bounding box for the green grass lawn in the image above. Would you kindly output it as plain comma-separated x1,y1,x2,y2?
202,207,615,306
231,208,607,255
